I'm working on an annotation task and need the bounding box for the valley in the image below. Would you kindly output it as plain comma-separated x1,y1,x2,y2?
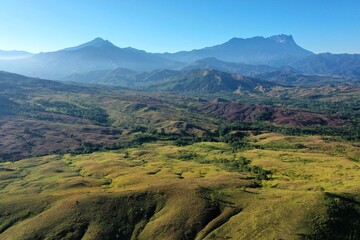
0,67,360,239
0,26,360,240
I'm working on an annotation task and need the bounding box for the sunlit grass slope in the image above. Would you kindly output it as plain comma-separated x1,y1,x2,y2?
1,135,360,239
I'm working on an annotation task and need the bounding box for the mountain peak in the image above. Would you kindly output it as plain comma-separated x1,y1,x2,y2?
81,37,115,47
269,34,295,44
228,36,264,43
92,37,105,41
64,37,115,51
227,34,295,45
89,37,106,44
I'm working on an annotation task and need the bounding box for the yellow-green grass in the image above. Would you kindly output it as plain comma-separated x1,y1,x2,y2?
247,133,360,192
1,135,360,239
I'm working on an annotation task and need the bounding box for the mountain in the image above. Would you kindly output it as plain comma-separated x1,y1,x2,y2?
0,70,86,92
256,68,360,87
2,35,360,83
129,69,181,86
0,38,181,79
150,69,278,93
182,57,277,75
66,67,280,92
63,57,278,87
291,53,360,78
62,37,115,51
162,34,314,66
63,68,181,87
64,68,138,85
0,50,33,60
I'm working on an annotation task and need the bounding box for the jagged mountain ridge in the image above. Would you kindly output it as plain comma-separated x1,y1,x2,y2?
161,34,314,65
1,35,360,85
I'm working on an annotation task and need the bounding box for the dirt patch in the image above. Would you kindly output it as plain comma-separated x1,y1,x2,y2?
0,117,124,161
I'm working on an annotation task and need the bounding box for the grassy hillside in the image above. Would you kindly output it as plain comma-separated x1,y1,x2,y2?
1,71,360,239
1,135,360,239
150,69,277,93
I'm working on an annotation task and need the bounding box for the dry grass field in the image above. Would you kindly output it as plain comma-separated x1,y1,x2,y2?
1,133,360,239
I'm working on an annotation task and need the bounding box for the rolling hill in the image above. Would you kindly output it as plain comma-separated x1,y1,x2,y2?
0,70,360,239
150,69,278,93
182,57,277,76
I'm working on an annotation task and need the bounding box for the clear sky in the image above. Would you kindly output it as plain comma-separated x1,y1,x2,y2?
0,0,359,54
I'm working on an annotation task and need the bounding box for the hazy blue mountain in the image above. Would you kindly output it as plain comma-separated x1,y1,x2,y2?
62,37,115,51
0,70,84,92
64,67,280,92
256,68,360,86
0,50,33,60
64,68,137,85
2,35,360,83
63,67,182,87
150,69,278,93
291,53,360,78
132,69,181,85
182,57,277,75
0,38,181,79
63,56,277,86
105,69,182,88
161,34,314,66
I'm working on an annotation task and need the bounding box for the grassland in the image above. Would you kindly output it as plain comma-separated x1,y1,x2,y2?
2,72,360,239
1,132,360,239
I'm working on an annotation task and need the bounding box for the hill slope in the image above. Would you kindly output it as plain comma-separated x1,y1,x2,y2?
151,69,278,93
1,137,360,239
182,57,277,76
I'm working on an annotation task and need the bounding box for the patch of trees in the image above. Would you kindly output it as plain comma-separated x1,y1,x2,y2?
219,122,360,142
221,156,271,180
200,156,271,181
0,95,18,115
36,100,109,125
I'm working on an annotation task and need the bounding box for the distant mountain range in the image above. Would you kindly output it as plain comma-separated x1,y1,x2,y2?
290,53,360,78
0,69,278,94
0,34,360,86
0,50,33,60
161,34,314,66
0,38,180,79
255,68,360,87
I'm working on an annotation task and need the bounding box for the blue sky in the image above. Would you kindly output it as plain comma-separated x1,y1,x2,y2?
0,0,359,54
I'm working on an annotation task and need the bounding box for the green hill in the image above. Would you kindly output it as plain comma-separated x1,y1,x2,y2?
0,71,360,239
151,69,277,93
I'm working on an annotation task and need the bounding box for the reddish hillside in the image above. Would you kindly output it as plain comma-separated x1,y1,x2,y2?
197,103,347,127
